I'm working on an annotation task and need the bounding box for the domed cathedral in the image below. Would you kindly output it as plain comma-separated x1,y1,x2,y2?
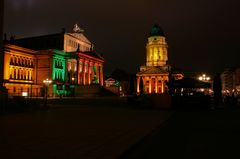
136,24,183,94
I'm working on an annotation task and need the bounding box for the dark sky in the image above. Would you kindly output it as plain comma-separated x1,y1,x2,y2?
3,0,240,75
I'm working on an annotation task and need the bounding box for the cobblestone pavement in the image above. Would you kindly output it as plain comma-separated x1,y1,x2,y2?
0,99,172,159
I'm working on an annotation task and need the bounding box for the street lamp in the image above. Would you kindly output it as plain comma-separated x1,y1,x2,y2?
198,74,212,95
43,78,52,106
71,77,75,84
198,74,211,81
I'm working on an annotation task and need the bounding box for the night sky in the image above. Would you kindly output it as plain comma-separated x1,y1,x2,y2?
3,0,240,76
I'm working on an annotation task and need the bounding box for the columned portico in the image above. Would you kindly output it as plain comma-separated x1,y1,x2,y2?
136,74,169,94
76,52,104,86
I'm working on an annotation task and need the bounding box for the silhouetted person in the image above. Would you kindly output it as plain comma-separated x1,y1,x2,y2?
213,73,222,107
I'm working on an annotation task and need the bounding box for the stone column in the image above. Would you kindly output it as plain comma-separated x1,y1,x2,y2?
100,64,104,86
83,60,86,85
155,77,158,93
96,64,99,84
80,60,83,85
137,76,140,94
149,77,151,93
77,58,80,85
88,62,91,85
161,80,164,93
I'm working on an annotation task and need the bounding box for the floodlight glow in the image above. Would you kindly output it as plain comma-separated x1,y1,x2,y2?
22,92,28,97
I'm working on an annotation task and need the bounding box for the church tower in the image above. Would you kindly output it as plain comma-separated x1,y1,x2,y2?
136,23,183,94
146,24,168,67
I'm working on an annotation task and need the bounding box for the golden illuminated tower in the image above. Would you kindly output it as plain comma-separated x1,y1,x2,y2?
146,24,168,67
136,24,183,94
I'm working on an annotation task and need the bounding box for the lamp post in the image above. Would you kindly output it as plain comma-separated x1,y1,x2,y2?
71,77,75,84
43,78,52,107
198,74,211,82
198,74,212,95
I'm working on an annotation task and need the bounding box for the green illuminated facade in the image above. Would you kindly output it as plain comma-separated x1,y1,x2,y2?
52,50,67,96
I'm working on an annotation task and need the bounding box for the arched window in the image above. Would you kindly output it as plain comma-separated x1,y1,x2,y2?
16,57,19,65
28,71,31,80
55,72,57,80
16,69,19,79
9,68,13,79
10,56,13,65
19,57,22,66
30,61,33,67
20,70,23,79
14,69,16,79
26,71,28,80
59,71,61,79
29,71,32,80
23,70,26,80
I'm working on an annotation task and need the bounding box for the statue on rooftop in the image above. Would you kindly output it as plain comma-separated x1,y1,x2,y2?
73,24,84,33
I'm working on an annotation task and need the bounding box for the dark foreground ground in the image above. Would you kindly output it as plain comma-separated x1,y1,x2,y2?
120,106,240,159
0,97,171,159
1,97,240,159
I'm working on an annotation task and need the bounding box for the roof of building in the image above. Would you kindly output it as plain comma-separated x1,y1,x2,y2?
4,43,37,55
82,51,104,61
137,67,169,75
149,23,165,37
13,33,64,50
67,50,104,62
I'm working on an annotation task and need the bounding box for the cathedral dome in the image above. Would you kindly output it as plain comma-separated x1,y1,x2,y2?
149,24,165,37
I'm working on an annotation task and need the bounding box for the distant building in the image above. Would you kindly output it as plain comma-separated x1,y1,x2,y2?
235,68,240,92
104,68,133,96
4,24,104,97
221,67,240,94
136,24,183,94
221,68,234,93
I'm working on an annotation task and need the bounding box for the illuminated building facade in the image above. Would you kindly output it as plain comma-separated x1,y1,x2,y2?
35,49,68,97
5,24,104,97
3,44,41,96
136,24,183,94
